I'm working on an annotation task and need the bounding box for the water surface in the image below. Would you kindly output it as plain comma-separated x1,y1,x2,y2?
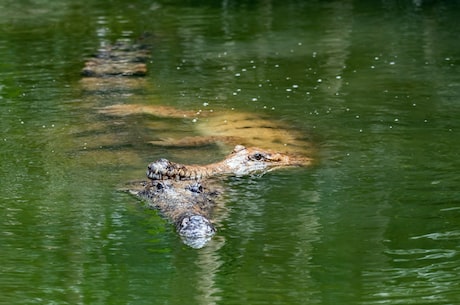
1,1,460,304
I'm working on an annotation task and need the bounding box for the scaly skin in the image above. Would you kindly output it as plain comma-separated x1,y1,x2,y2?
147,145,311,181
131,179,221,249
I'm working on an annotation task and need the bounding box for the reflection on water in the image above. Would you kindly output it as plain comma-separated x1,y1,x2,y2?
1,0,460,304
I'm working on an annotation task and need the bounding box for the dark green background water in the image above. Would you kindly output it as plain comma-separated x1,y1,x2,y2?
1,0,460,304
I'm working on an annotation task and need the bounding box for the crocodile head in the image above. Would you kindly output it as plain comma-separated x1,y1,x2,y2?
223,145,311,176
146,145,311,180
137,180,217,249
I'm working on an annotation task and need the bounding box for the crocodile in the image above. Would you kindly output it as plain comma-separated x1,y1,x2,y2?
128,179,221,249
79,38,314,248
147,144,310,181
129,145,308,248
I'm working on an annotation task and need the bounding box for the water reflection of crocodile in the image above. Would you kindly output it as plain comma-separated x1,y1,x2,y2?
81,38,150,77
129,145,309,248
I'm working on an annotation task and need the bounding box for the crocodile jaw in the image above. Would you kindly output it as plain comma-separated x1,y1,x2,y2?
223,145,309,176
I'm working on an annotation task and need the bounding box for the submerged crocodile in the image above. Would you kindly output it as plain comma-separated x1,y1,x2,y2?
99,103,313,156
128,179,220,249
127,145,310,248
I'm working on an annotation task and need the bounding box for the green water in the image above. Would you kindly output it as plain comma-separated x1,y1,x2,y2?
1,0,460,304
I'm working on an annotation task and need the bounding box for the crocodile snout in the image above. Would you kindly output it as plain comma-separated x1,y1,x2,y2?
177,214,216,249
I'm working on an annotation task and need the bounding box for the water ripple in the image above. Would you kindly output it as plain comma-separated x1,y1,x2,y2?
411,231,460,241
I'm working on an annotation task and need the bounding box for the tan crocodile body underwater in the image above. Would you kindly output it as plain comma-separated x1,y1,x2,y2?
99,103,314,159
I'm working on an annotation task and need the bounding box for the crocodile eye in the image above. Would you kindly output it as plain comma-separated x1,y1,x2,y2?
252,153,264,161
